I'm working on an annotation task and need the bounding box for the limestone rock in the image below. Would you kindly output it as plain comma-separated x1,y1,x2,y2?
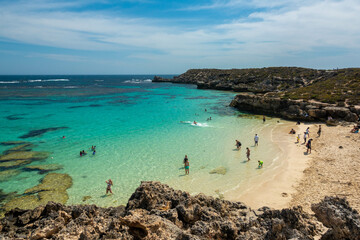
1,182,359,239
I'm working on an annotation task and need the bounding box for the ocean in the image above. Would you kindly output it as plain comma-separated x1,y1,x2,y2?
0,75,282,207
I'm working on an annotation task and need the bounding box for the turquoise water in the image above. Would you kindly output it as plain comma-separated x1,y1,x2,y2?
0,76,281,207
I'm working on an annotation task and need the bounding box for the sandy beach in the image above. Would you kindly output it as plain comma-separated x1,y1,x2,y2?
227,120,360,213
290,123,360,212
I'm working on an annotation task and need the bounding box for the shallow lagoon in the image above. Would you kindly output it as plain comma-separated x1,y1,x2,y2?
0,75,280,207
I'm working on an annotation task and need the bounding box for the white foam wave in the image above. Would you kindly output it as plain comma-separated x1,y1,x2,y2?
0,81,20,84
63,86,78,88
180,121,209,127
124,79,152,84
28,79,69,82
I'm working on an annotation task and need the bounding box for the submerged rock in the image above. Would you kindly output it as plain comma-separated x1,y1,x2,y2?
0,160,31,168
2,173,72,216
25,173,72,194
0,151,49,162
0,141,27,146
2,143,33,154
23,164,63,174
0,181,359,239
19,127,68,139
209,166,227,175
0,169,21,182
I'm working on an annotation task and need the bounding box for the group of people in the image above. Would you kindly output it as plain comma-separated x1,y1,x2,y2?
80,146,96,156
235,134,262,168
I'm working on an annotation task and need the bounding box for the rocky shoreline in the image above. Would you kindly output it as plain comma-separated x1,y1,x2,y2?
154,68,360,123
1,181,359,239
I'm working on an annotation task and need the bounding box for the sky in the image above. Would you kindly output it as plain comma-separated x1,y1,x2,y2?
0,0,359,74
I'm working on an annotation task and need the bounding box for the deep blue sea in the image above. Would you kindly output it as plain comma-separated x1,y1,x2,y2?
0,75,282,207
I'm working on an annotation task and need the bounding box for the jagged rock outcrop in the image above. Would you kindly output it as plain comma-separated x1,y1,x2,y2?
230,93,360,122
311,196,360,240
1,181,359,239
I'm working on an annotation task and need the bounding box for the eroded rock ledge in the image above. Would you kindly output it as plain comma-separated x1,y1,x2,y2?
230,93,360,122
1,181,359,239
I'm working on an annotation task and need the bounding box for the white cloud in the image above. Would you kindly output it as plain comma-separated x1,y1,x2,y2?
0,0,359,71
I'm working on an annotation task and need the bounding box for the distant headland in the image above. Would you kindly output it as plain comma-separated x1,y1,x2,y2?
154,67,360,123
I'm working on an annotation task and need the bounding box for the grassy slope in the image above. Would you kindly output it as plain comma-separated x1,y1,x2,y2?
278,68,360,105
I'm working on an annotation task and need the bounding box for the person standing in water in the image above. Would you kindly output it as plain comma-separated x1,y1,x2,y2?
263,116,266,123
106,179,113,194
183,155,188,164
184,158,190,175
246,147,250,161
254,134,259,146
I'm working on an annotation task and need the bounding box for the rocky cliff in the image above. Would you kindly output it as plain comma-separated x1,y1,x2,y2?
1,181,359,239
154,68,360,123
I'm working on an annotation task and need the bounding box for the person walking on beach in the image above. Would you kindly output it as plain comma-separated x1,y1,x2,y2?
296,134,300,143
106,179,113,194
303,132,307,144
235,140,242,150
263,116,266,123
306,139,313,154
254,134,259,146
184,158,190,175
317,125,322,137
246,147,250,161
306,127,310,137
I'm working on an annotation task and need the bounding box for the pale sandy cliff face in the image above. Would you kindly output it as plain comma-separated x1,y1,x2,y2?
1,181,359,239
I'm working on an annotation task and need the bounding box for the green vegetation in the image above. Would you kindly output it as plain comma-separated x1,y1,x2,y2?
277,68,360,105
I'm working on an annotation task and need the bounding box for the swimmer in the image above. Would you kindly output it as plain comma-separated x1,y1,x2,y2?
209,117,212,120
193,121,197,125
258,160,263,168
80,151,82,157
235,140,242,150
246,147,250,161
93,150,96,155
106,179,113,194
62,136,66,139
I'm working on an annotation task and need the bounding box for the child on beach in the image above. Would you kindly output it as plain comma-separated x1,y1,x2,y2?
235,140,242,150
246,147,250,161
258,160,263,168
296,134,300,143
106,179,113,194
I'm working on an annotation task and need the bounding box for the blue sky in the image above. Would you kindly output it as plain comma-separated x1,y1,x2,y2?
0,0,359,74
